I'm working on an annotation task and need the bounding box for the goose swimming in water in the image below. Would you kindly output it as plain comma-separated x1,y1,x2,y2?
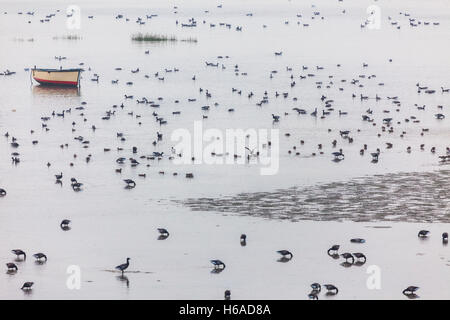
402,286,419,296
292,107,307,115
72,182,83,191
12,249,26,260
332,149,344,160
60,219,71,229
115,258,130,275
418,230,430,238
352,252,366,263
0,188,6,197
33,253,47,262
124,179,136,188
327,245,340,255
277,250,293,259
308,292,319,300
323,284,338,295
311,283,321,293
240,234,247,246
6,262,18,271
157,228,170,240
371,150,380,162
21,282,34,291
116,157,126,164
339,130,350,138
210,259,226,269
341,252,354,264
350,238,365,243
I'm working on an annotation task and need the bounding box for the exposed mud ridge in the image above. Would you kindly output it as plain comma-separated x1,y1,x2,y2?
180,170,450,222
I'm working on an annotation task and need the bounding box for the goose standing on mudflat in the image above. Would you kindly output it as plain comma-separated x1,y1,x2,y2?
115,258,130,275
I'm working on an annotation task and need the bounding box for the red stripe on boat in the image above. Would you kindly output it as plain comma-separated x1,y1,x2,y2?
33,77,78,86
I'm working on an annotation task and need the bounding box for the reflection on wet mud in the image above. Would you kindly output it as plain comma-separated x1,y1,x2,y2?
180,170,450,223
117,275,130,288
277,257,293,263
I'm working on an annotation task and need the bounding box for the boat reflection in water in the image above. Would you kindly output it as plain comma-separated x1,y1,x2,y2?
32,85,80,97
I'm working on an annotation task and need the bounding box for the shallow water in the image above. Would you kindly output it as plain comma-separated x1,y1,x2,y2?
0,0,449,299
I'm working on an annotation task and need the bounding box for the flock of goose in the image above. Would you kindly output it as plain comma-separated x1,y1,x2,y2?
0,1,449,300
4,228,447,298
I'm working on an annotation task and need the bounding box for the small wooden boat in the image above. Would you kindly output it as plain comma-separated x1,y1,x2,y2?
31,67,81,87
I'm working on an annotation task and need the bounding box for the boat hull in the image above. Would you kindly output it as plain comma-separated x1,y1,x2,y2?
32,69,81,87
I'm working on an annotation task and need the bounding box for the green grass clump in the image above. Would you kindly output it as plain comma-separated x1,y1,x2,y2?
131,33,197,43
131,33,176,42
180,37,198,43
53,34,82,40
